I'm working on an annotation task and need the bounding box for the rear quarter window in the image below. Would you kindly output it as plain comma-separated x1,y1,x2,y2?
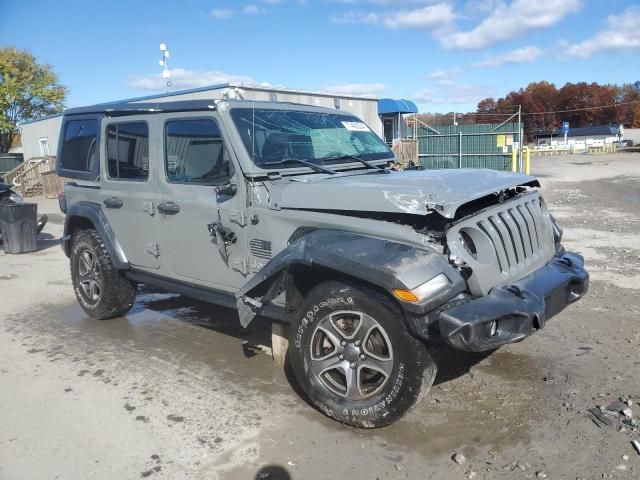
60,119,99,172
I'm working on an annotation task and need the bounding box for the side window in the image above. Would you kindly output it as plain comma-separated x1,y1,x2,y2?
60,119,98,172
164,118,231,184
106,122,149,181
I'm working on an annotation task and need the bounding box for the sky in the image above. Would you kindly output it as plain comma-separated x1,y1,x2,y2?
1,0,639,113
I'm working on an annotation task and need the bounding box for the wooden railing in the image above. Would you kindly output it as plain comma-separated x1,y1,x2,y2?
41,170,67,198
2,159,31,187
392,139,418,166
8,156,56,197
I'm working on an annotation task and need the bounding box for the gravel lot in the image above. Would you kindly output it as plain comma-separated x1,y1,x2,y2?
1,152,639,480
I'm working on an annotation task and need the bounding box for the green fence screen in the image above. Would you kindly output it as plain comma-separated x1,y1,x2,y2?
410,123,520,171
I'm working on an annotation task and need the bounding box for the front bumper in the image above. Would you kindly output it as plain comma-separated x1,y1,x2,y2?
437,251,589,352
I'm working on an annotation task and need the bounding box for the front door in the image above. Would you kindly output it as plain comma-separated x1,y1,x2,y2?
383,118,394,145
100,116,160,269
154,112,249,291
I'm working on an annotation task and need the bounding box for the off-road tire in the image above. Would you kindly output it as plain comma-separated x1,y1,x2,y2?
288,280,436,428
70,229,136,319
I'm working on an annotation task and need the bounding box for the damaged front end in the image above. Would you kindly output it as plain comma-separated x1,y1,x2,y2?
237,167,588,352
437,252,588,351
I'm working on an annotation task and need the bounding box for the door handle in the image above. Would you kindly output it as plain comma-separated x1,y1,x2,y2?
103,197,123,209
158,202,180,215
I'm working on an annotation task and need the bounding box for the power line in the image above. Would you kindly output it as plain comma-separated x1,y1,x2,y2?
454,99,640,117
522,99,640,116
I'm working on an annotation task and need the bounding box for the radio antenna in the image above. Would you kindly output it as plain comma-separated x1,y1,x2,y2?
159,43,171,93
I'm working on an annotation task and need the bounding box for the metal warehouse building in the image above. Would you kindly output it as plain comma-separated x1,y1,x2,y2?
19,83,387,162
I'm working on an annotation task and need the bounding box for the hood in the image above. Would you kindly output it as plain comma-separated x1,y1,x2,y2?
269,169,539,219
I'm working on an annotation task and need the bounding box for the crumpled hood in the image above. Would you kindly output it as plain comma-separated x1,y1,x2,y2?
269,168,539,219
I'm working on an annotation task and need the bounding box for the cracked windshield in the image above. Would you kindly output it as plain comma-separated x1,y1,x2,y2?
230,108,393,169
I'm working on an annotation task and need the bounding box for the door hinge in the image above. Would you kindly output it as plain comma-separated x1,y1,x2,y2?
146,242,160,258
229,209,246,227
230,258,249,275
143,201,155,216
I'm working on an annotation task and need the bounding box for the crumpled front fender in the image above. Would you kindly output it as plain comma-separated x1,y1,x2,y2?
235,229,464,328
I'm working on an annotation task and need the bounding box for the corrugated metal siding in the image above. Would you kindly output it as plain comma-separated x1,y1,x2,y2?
20,86,383,166
414,123,520,171
133,87,383,137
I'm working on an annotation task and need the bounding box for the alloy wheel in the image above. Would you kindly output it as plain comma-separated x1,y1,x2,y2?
78,249,102,304
309,310,394,400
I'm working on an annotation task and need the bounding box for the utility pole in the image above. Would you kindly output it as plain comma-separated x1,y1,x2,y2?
453,112,458,126
518,104,522,173
159,43,171,93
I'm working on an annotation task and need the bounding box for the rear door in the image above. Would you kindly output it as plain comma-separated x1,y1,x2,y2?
100,116,160,269
154,112,249,290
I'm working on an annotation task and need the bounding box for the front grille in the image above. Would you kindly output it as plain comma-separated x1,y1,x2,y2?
447,192,555,296
477,198,548,273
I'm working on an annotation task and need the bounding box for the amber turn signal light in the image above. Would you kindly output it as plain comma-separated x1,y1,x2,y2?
392,289,420,303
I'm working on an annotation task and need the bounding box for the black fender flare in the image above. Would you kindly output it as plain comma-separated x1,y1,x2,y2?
62,201,129,270
235,229,465,330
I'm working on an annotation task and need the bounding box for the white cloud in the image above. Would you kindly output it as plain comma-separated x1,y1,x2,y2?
331,0,446,4
243,4,267,14
462,0,499,13
210,8,234,20
473,45,542,67
331,2,455,30
565,6,640,58
331,10,379,24
262,0,284,4
413,83,494,105
324,82,387,97
443,0,582,50
128,68,256,91
370,0,450,4
426,68,462,80
383,3,455,29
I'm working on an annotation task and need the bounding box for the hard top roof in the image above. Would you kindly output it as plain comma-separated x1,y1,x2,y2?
63,99,343,117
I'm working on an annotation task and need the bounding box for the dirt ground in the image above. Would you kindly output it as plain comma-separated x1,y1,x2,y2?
1,152,639,480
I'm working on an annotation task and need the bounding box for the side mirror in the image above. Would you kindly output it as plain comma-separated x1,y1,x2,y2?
215,182,237,197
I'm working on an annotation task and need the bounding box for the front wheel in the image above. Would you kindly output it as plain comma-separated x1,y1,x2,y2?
70,229,137,320
288,280,436,428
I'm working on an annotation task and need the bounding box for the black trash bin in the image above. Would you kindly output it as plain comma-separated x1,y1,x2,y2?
0,203,38,254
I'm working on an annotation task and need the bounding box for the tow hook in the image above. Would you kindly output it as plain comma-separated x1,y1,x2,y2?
506,285,525,299
559,256,573,267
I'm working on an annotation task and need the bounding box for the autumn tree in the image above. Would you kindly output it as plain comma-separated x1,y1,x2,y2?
0,47,67,153
476,81,640,137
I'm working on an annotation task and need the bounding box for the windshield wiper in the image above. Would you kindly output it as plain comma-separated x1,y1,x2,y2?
260,158,336,175
323,154,389,173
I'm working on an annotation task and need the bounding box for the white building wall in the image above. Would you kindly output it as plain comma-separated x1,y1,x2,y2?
20,85,384,163
18,115,63,160
132,85,383,137
623,128,640,144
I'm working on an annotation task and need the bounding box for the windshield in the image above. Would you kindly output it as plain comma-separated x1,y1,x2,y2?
230,108,393,170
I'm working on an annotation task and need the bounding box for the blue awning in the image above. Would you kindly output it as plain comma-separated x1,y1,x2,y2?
378,98,418,115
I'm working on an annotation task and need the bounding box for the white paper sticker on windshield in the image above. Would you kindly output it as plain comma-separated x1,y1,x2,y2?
341,121,370,132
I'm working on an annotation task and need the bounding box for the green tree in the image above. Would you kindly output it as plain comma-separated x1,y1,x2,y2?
0,47,67,153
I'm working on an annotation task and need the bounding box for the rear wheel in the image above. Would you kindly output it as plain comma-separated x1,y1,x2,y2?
70,229,136,319
288,280,436,428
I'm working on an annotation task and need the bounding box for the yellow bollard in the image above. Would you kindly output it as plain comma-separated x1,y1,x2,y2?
511,148,517,172
525,147,531,175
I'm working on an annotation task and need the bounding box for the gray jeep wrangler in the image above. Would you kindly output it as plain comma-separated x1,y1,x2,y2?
57,99,588,428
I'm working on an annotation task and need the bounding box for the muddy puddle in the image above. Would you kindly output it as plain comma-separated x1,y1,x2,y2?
4,284,552,470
